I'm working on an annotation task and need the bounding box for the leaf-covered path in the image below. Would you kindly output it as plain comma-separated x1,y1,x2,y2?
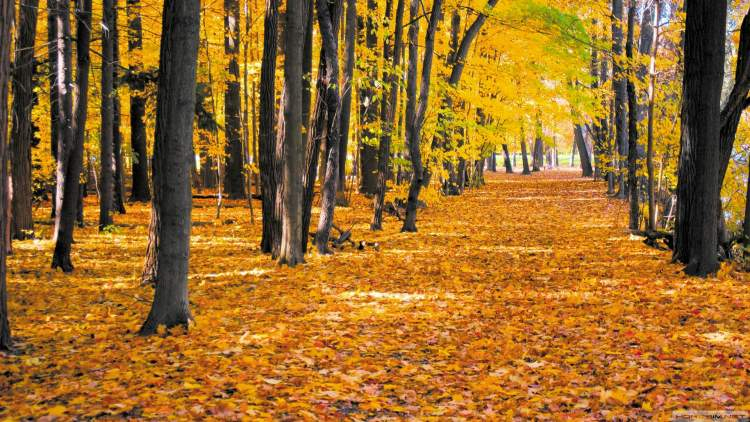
3,170,750,419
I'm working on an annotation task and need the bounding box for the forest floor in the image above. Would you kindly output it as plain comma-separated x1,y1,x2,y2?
2,170,750,420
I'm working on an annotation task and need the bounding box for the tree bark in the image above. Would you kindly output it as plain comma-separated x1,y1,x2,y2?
402,0,442,233
140,0,200,335
51,0,90,272
259,0,279,254
575,125,593,177
611,0,628,198
521,131,531,175
502,145,513,173
358,0,379,195
277,0,308,266
100,0,115,230
0,0,14,350
646,1,660,231
48,2,59,218
673,0,725,277
126,0,151,202
338,0,356,193
10,0,39,240
112,3,126,214
223,0,245,199
372,0,405,230
626,0,639,230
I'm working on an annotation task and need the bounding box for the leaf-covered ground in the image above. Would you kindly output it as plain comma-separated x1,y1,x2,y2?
2,170,750,419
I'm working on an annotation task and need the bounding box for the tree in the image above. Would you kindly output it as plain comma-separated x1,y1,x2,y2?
277,0,307,266
611,0,628,198
646,1,661,231
126,0,151,202
0,0,14,350
10,0,39,240
51,0,91,272
372,0,405,230
100,0,116,230
314,0,344,252
401,0,442,233
338,0,356,195
224,0,245,199
625,0,639,230
359,0,379,195
258,0,280,254
502,145,513,173
112,3,126,214
575,125,593,177
140,0,200,335
673,0,726,277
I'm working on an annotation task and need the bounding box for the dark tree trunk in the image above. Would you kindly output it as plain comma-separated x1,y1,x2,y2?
612,0,628,198
338,0,356,193
521,136,531,175
127,0,151,202
10,0,39,240
502,145,513,173
51,0,90,272
744,158,750,240
112,3,126,214
490,152,497,172
626,1,639,230
139,0,200,335
277,0,308,267
314,0,343,251
575,125,593,177
48,3,59,218
358,0,379,195
402,0,441,233
259,0,279,254
0,0,14,350
532,137,543,172
646,2,660,231
223,0,245,199
100,0,115,230
673,0,725,277
372,0,405,230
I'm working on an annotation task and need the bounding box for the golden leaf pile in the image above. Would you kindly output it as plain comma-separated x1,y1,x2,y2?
2,170,749,419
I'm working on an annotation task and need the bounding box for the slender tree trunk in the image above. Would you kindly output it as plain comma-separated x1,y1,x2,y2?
612,0,628,199
0,0,14,350
673,0,725,277
372,0,405,230
100,0,115,229
140,0,200,335
112,3,126,214
338,0,356,195
314,0,344,252
48,3,59,218
521,131,531,175
402,0,442,233
626,0,639,230
358,0,379,195
51,0,90,272
646,1,660,231
126,0,151,202
259,0,279,254
10,0,39,240
502,145,513,173
575,125,593,177
224,0,245,199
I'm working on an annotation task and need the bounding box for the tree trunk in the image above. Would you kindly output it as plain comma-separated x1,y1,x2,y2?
520,133,531,175
0,0,14,350
358,0,379,195
372,0,405,230
259,0,279,254
532,136,543,172
338,0,356,194
223,0,245,199
48,3,59,218
673,0,725,277
402,0,441,233
112,3,126,214
51,0,90,272
277,0,308,267
626,0,639,230
139,0,200,335
314,0,344,252
99,0,115,230
502,145,513,173
10,0,39,240
126,0,151,202
575,125,593,177
612,0,628,199
646,1,660,231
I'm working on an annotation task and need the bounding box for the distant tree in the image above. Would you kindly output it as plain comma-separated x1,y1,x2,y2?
611,0,628,198
126,0,151,202
338,0,356,195
100,0,116,229
359,0,379,195
224,0,245,199
625,0,639,230
140,0,200,335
